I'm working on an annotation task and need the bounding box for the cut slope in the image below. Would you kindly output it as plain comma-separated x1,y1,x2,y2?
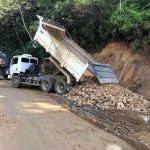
93,42,150,99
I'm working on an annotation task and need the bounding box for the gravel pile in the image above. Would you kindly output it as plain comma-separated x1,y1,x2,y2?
66,77,150,114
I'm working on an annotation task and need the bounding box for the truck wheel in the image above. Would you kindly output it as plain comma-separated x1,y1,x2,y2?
12,75,21,88
40,78,54,93
3,75,8,79
54,79,67,95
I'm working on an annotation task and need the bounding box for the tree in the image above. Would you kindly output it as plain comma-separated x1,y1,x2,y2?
0,0,149,59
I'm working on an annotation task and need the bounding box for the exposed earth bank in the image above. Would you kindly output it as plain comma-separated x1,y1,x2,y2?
93,42,150,99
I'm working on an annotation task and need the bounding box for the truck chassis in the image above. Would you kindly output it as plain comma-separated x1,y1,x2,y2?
12,57,73,95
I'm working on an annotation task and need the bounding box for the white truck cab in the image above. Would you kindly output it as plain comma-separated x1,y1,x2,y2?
10,54,38,78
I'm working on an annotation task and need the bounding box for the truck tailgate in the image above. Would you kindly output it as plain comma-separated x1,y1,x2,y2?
92,63,119,83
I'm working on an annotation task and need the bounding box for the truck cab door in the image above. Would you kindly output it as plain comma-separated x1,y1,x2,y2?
10,57,18,78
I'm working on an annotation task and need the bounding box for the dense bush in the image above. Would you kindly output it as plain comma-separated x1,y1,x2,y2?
109,0,150,52
0,0,149,59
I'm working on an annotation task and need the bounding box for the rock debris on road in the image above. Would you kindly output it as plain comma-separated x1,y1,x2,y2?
66,77,149,114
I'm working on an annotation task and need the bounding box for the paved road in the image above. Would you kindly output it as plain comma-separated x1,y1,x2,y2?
0,80,133,150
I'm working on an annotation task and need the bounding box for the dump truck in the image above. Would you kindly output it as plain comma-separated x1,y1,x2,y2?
0,51,9,78
11,15,118,95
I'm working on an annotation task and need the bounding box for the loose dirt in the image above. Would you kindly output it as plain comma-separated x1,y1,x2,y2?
0,80,133,150
55,78,150,150
93,42,150,99
55,95,150,150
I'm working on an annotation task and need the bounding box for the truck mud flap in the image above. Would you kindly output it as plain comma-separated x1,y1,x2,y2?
92,63,119,84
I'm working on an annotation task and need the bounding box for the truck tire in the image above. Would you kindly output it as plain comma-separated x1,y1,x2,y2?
12,75,21,88
3,75,8,79
54,79,67,95
40,78,54,93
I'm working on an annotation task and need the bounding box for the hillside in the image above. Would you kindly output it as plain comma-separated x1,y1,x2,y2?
0,0,149,58
93,42,150,99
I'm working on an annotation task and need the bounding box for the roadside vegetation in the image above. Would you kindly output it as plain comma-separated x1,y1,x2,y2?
0,0,149,59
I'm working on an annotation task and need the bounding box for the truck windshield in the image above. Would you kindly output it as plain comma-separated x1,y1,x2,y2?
21,58,29,63
30,59,37,64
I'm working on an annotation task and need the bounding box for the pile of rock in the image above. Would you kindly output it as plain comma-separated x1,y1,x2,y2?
66,77,150,114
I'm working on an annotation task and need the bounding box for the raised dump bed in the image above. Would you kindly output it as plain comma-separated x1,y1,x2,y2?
34,15,119,84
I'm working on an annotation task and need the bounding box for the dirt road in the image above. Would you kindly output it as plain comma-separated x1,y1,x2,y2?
0,80,133,150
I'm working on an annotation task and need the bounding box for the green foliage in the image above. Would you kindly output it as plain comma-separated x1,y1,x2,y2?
50,0,115,50
0,0,149,59
109,0,150,51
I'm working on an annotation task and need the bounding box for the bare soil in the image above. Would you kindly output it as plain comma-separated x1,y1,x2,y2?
61,77,150,149
0,80,133,150
93,42,150,99
54,95,150,150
